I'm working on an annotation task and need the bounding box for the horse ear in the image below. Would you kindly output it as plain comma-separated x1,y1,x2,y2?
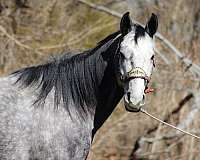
120,12,132,36
145,13,158,37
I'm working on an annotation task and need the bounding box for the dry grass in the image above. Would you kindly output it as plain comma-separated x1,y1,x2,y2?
0,0,200,159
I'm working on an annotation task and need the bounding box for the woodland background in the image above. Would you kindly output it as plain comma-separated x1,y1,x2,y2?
0,0,200,159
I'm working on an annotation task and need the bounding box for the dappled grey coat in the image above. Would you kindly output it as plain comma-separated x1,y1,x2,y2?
0,30,123,160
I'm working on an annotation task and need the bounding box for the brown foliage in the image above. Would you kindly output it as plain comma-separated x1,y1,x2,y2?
0,0,200,159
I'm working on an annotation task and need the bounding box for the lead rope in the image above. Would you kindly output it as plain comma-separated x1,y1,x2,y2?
140,108,200,140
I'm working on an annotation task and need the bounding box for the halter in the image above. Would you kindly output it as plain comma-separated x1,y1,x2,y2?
120,67,150,84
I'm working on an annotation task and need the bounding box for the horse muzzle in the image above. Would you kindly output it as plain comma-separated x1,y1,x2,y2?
123,94,145,112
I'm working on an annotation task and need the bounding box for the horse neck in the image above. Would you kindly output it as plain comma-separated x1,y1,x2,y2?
91,41,124,136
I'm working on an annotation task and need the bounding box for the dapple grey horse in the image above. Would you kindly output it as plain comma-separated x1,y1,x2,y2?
0,12,158,160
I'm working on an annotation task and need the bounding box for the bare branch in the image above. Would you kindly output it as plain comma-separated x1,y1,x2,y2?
155,49,171,65
157,33,200,77
0,25,43,56
78,0,122,18
176,92,200,131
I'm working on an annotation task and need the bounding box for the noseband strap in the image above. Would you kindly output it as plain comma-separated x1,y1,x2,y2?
121,67,150,83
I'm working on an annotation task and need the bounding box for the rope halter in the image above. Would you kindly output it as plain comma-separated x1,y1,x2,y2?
121,67,150,83
120,67,154,94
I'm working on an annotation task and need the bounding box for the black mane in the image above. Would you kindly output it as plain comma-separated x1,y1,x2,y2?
13,31,121,116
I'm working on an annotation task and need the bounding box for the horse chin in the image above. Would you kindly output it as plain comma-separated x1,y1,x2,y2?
124,103,141,112
124,99,141,112
123,96,145,112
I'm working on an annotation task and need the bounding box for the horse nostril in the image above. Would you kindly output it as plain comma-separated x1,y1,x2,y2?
127,92,131,101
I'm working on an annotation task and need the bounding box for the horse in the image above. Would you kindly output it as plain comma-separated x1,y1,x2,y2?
0,12,158,160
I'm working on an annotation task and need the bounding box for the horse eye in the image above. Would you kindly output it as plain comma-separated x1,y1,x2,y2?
151,55,155,60
151,55,155,67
